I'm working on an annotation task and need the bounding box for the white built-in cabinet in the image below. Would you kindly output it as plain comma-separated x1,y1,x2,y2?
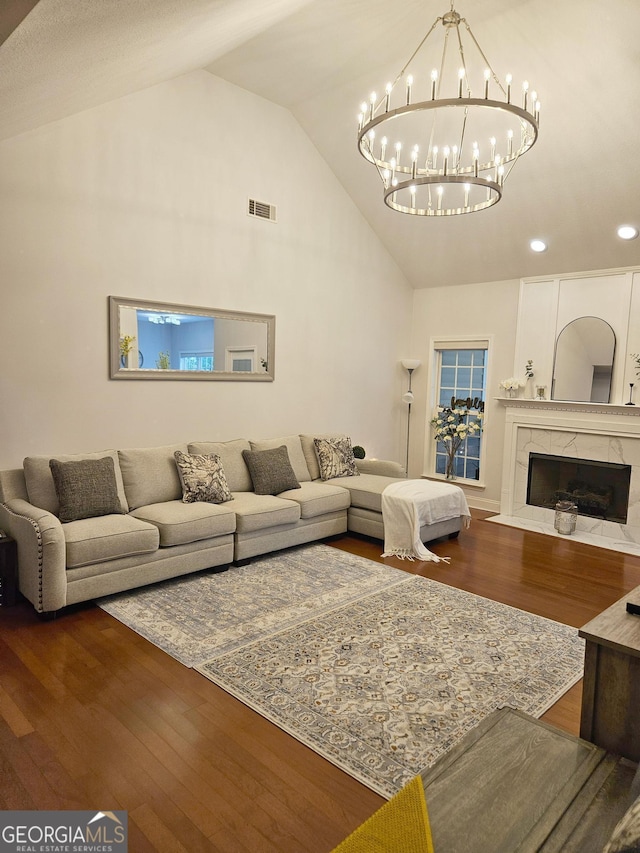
513,267,640,405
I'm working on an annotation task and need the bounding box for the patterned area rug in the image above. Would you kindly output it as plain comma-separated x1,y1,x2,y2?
99,544,584,799
196,569,585,799
98,544,406,666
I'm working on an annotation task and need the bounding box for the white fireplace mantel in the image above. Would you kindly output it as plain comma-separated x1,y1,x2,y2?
494,398,640,553
496,397,640,417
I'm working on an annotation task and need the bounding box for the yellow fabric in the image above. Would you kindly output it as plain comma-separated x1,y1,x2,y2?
332,775,435,853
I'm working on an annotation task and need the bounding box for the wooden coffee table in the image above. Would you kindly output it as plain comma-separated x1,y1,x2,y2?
420,707,634,852
579,586,640,762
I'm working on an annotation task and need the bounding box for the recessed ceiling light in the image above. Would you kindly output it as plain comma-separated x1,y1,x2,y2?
617,225,638,240
530,239,547,253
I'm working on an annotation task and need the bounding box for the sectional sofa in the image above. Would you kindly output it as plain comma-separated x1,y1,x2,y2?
0,434,463,616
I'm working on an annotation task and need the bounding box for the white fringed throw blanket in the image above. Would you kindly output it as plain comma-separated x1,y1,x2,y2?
382,480,471,562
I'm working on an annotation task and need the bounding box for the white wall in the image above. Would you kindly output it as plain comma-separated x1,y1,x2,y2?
0,71,413,469
410,279,521,509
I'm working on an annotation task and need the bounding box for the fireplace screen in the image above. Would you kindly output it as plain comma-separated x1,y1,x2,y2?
526,453,631,524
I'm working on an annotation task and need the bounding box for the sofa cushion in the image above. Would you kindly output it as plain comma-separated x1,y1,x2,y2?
230,492,300,533
188,439,252,492
279,481,350,519
314,436,359,481
130,500,236,547
23,450,129,515
300,433,351,481
330,472,403,513
249,436,311,483
356,458,406,478
118,443,187,510
63,515,159,569
49,456,125,523
174,451,233,504
242,446,301,496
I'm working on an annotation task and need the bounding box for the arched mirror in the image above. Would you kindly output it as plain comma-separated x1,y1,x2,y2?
551,317,615,403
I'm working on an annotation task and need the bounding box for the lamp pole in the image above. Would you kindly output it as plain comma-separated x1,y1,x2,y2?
401,359,421,478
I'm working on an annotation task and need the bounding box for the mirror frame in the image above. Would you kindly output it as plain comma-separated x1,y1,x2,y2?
109,296,275,381
551,315,615,403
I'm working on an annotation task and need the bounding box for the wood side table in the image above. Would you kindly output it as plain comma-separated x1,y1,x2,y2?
579,586,640,762
420,707,634,853
0,533,18,607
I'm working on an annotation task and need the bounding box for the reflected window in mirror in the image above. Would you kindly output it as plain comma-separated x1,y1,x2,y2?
180,352,214,371
551,317,615,403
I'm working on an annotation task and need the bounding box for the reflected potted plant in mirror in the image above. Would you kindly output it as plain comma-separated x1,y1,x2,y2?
156,351,170,370
431,397,484,480
119,335,136,369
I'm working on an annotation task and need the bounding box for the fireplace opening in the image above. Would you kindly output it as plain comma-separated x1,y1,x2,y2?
526,453,632,524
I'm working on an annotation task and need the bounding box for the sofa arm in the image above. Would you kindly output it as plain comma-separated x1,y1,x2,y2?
356,458,406,478
0,499,67,613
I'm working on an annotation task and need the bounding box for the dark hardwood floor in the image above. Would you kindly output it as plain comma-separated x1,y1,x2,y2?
2,511,640,851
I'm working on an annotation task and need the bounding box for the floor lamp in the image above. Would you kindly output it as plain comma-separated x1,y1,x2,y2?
401,359,421,477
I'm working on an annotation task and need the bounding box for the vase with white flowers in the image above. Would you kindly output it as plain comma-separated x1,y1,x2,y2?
499,377,525,398
431,397,484,480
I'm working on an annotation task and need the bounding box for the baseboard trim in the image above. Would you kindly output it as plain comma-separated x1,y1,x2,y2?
467,496,500,513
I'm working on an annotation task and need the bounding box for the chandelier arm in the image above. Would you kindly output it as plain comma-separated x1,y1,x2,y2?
500,148,522,181
394,17,442,84
462,19,507,97
439,24,452,95
364,134,398,187
455,18,469,89
424,23,453,170
375,157,392,186
456,105,469,172
452,11,470,173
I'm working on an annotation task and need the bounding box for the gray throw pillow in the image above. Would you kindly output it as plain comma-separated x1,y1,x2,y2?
313,436,360,481
174,451,233,504
241,446,301,495
49,457,124,523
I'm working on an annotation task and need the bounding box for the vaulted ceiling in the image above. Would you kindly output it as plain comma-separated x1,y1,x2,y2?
2,0,640,288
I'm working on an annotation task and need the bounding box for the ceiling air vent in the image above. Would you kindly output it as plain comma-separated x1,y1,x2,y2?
248,198,277,222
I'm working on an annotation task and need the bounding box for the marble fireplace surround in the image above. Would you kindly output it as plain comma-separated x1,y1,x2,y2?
490,399,640,555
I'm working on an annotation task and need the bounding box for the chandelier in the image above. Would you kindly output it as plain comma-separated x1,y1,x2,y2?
357,4,540,216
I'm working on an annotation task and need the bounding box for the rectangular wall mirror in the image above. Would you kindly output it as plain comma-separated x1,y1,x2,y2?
109,296,275,381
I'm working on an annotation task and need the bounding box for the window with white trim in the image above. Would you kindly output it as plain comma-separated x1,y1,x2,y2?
432,341,488,481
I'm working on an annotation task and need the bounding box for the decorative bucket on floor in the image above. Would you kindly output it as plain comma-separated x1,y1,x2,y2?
554,500,578,535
